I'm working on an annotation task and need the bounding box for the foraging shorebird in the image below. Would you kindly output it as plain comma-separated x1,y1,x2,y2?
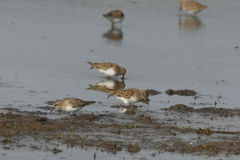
103,10,124,28
179,0,207,16
87,62,126,79
51,98,95,116
107,88,149,105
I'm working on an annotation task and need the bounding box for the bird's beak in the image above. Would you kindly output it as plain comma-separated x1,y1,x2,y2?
142,98,150,106
50,107,55,112
179,7,182,12
146,98,150,106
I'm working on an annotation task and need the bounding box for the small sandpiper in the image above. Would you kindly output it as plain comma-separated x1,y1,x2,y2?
107,88,149,105
179,0,207,16
87,62,126,79
103,10,124,28
51,98,95,116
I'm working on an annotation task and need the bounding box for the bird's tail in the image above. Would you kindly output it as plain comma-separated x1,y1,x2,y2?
107,94,114,99
86,84,93,90
87,62,95,69
105,88,117,98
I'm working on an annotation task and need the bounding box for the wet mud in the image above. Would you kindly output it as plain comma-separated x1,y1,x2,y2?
1,103,240,157
165,104,240,117
166,89,197,96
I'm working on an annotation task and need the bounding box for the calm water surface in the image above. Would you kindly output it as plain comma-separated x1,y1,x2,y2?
0,0,240,159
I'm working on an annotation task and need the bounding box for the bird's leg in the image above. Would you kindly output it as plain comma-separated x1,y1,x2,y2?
50,108,55,113
111,23,114,29
65,112,70,118
121,74,124,79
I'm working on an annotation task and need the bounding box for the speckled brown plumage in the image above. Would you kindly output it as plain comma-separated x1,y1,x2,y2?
179,0,207,16
103,10,124,28
51,98,95,114
61,98,95,108
104,10,124,18
87,62,116,70
87,62,126,79
107,88,149,105
108,88,135,99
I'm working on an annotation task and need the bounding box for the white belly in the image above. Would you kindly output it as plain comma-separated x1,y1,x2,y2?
106,17,123,24
65,105,81,113
185,9,202,15
117,96,138,105
98,68,116,76
112,18,123,23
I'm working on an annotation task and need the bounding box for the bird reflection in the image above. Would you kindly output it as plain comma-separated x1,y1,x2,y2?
87,79,125,93
102,27,123,42
179,15,204,33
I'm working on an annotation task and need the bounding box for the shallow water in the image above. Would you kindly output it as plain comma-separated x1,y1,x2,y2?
0,0,240,159
1,146,235,160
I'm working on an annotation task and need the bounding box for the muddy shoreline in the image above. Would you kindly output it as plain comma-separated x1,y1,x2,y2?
1,0,240,159
1,103,240,158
